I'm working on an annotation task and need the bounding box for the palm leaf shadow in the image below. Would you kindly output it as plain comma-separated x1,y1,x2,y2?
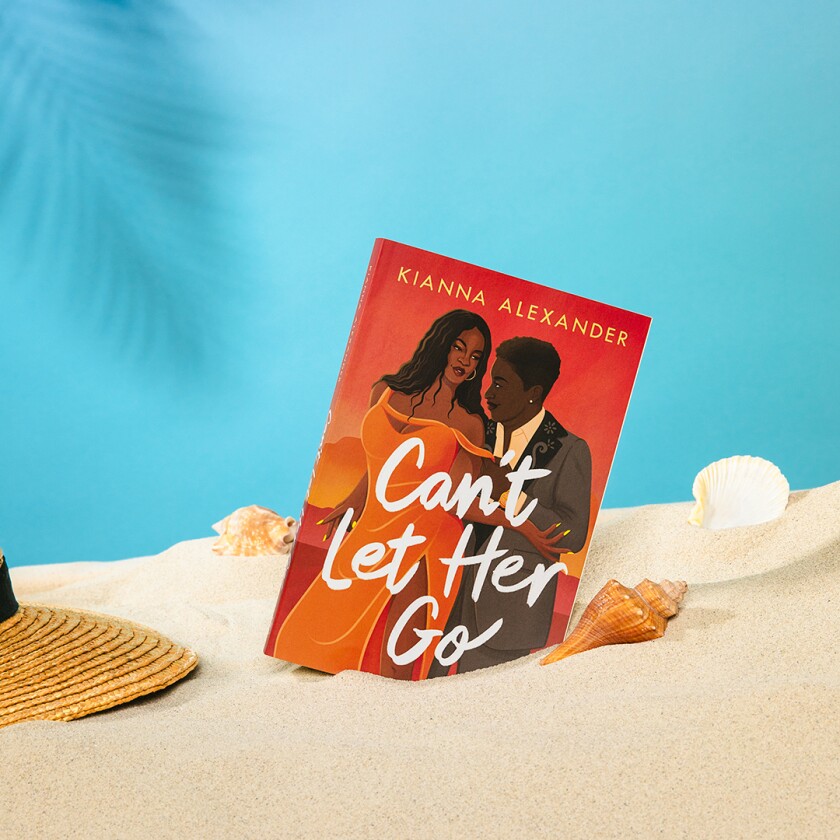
0,0,252,374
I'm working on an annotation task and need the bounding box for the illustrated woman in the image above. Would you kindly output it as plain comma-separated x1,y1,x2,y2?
272,309,563,680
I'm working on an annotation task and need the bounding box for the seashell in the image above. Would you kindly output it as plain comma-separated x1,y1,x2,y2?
540,578,686,665
633,578,686,618
211,505,297,556
688,456,789,530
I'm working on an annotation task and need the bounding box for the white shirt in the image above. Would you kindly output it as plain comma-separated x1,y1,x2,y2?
493,407,545,467
492,408,545,515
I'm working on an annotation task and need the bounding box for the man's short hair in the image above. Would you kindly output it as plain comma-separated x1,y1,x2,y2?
495,337,561,400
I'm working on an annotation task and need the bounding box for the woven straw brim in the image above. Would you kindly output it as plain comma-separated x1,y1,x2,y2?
0,603,198,728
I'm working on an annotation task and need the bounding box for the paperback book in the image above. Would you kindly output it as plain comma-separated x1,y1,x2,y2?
265,240,651,679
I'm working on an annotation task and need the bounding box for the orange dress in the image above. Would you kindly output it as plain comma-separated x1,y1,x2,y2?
273,389,492,679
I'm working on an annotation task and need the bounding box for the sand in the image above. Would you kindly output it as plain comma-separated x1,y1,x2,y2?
2,482,839,839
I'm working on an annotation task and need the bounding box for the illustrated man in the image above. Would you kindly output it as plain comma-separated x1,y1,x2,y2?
433,336,592,675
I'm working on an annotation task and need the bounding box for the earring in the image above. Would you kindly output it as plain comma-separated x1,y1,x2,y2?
466,370,476,381
529,399,533,403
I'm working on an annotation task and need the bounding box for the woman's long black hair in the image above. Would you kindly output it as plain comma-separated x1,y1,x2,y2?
379,309,491,419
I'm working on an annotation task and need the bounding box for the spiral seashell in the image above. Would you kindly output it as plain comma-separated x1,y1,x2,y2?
633,578,686,618
540,578,686,665
211,505,298,556
688,456,789,530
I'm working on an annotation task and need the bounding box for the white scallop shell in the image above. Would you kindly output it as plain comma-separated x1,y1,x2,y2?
688,456,789,530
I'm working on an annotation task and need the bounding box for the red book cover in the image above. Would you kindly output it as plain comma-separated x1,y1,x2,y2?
265,239,651,680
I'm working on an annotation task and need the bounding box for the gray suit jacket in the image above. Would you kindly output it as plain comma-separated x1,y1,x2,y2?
452,410,592,657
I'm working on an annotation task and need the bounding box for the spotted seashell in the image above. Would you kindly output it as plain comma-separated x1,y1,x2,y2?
211,505,297,556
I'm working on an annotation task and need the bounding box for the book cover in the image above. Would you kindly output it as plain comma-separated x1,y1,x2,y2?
265,239,651,680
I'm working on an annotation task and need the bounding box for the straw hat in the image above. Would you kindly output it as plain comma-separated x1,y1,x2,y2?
0,549,198,728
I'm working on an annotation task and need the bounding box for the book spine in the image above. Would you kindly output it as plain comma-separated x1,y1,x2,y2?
264,240,387,656
299,238,386,510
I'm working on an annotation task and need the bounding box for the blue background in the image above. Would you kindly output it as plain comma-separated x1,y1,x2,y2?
2,1,838,567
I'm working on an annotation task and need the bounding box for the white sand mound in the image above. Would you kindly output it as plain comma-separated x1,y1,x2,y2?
3,482,839,839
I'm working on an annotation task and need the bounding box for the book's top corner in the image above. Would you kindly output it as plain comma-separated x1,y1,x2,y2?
369,239,652,325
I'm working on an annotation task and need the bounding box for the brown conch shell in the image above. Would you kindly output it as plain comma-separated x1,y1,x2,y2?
540,578,687,665
211,505,297,556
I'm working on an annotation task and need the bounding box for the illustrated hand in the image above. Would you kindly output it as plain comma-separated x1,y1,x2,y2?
482,458,509,498
318,481,367,541
517,520,573,564
318,505,352,542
